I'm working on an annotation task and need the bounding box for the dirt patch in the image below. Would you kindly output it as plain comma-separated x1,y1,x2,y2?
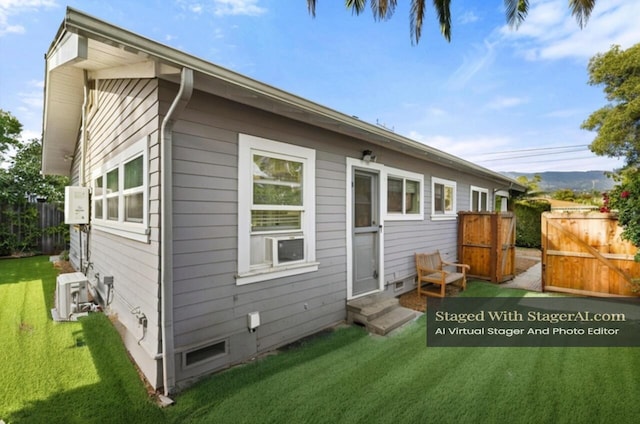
53,260,76,274
399,285,462,313
515,256,539,274
515,247,541,275
399,248,542,313
516,247,542,259
19,321,34,333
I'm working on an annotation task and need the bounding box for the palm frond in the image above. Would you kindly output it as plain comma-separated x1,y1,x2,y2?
307,0,317,17
433,0,452,42
505,0,529,29
569,0,596,28
346,0,367,15
370,0,398,21
410,0,427,44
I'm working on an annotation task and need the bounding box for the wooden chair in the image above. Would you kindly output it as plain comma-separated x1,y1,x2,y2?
415,251,470,298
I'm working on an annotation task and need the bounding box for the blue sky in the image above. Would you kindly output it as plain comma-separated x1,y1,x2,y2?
1,0,638,173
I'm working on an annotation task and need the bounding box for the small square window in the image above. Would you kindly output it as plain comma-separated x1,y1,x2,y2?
432,177,456,218
385,168,423,221
471,186,489,212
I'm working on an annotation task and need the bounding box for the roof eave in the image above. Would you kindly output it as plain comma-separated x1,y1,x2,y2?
44,7,525,191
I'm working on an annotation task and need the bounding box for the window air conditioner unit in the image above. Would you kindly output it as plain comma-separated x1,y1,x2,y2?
53,272,89,321
266,236,304,266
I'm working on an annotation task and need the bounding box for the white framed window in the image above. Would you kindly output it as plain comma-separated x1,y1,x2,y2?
431,177,456,220
91,137,149,242
385,168,423,221
495,189,509,212
237,134,317,285
470,186,489,212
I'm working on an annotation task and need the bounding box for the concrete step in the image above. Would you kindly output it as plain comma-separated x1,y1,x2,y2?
367,306,418,336
347,296,399,324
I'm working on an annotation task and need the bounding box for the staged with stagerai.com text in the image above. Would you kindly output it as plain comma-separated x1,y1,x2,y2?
434,311,626,324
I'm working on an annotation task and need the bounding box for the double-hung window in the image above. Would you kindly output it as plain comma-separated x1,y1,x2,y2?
385,168,423,220
470,186,489,212
237,134,317,285
92,137,148,242
431,177,456,219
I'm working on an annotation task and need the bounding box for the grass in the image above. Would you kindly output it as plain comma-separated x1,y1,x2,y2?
0,256,163,424
168,303,640,423
3,257,640,423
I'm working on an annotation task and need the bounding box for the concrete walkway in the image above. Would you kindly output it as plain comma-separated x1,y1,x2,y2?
501,261,542,292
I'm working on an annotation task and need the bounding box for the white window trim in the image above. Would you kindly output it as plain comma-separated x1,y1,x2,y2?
384,167,424,221
236,134,317,285
470,185,490,212
494,189,510,212
91,137,149,243
431,176,457,220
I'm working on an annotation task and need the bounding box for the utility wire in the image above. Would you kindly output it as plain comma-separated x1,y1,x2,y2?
477,154,601,165
473,144,589,157
476,148,587,162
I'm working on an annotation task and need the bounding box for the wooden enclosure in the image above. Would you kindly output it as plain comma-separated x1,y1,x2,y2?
541,212,640,297
457,212,516,283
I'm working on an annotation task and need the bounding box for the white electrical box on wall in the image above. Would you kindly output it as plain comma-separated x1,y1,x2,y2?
64,186,90,224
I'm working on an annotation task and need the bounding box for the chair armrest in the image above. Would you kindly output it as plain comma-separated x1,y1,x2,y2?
442,261,470,272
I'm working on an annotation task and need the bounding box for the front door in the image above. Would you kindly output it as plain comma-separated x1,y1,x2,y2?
352,170,380,297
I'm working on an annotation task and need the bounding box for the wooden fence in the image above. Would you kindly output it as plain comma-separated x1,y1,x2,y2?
541,212,640,297
458,211,516,283
0,202,66,255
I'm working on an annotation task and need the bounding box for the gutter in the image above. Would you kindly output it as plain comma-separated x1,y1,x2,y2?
160,67,193,396
61,7,523,193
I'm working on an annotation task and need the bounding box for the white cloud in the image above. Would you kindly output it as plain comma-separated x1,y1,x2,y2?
0,0,57,36
543,109,581,118
20,129,40,142
177,0,266,17
407,131,512,159
486,96,528,110
189,3,203,14
425,107,447,117
447,38,498,89
459,10,479,25
501,0,640,61
19,90,42,108
213,0,266,16
406,129,623,172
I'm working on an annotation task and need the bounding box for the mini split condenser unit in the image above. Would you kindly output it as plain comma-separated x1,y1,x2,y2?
53,272,89,321
265,236,304,266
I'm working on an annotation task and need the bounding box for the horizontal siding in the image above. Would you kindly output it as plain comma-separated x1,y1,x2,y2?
77,78,162,387
166,85,348,381
159,80,516,386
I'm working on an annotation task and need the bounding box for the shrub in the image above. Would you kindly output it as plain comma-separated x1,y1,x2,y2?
514,200,551,248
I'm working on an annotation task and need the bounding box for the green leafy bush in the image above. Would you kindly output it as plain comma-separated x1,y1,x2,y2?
606,170,640,261
514,200,551,248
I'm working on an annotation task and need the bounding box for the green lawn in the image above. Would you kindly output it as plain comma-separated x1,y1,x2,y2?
3,256,640,423
0,256,163,424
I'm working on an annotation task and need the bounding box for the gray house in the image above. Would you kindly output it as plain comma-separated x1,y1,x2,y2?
42,7,525,395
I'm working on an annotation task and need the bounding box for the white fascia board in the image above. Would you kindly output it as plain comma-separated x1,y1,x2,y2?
90,61,180,80
47,32,88,71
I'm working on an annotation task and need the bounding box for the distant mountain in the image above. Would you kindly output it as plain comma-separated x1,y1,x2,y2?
502,171,615,193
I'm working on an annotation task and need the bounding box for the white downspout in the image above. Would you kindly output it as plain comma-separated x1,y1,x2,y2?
80,70,89,187
160,68,193,396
